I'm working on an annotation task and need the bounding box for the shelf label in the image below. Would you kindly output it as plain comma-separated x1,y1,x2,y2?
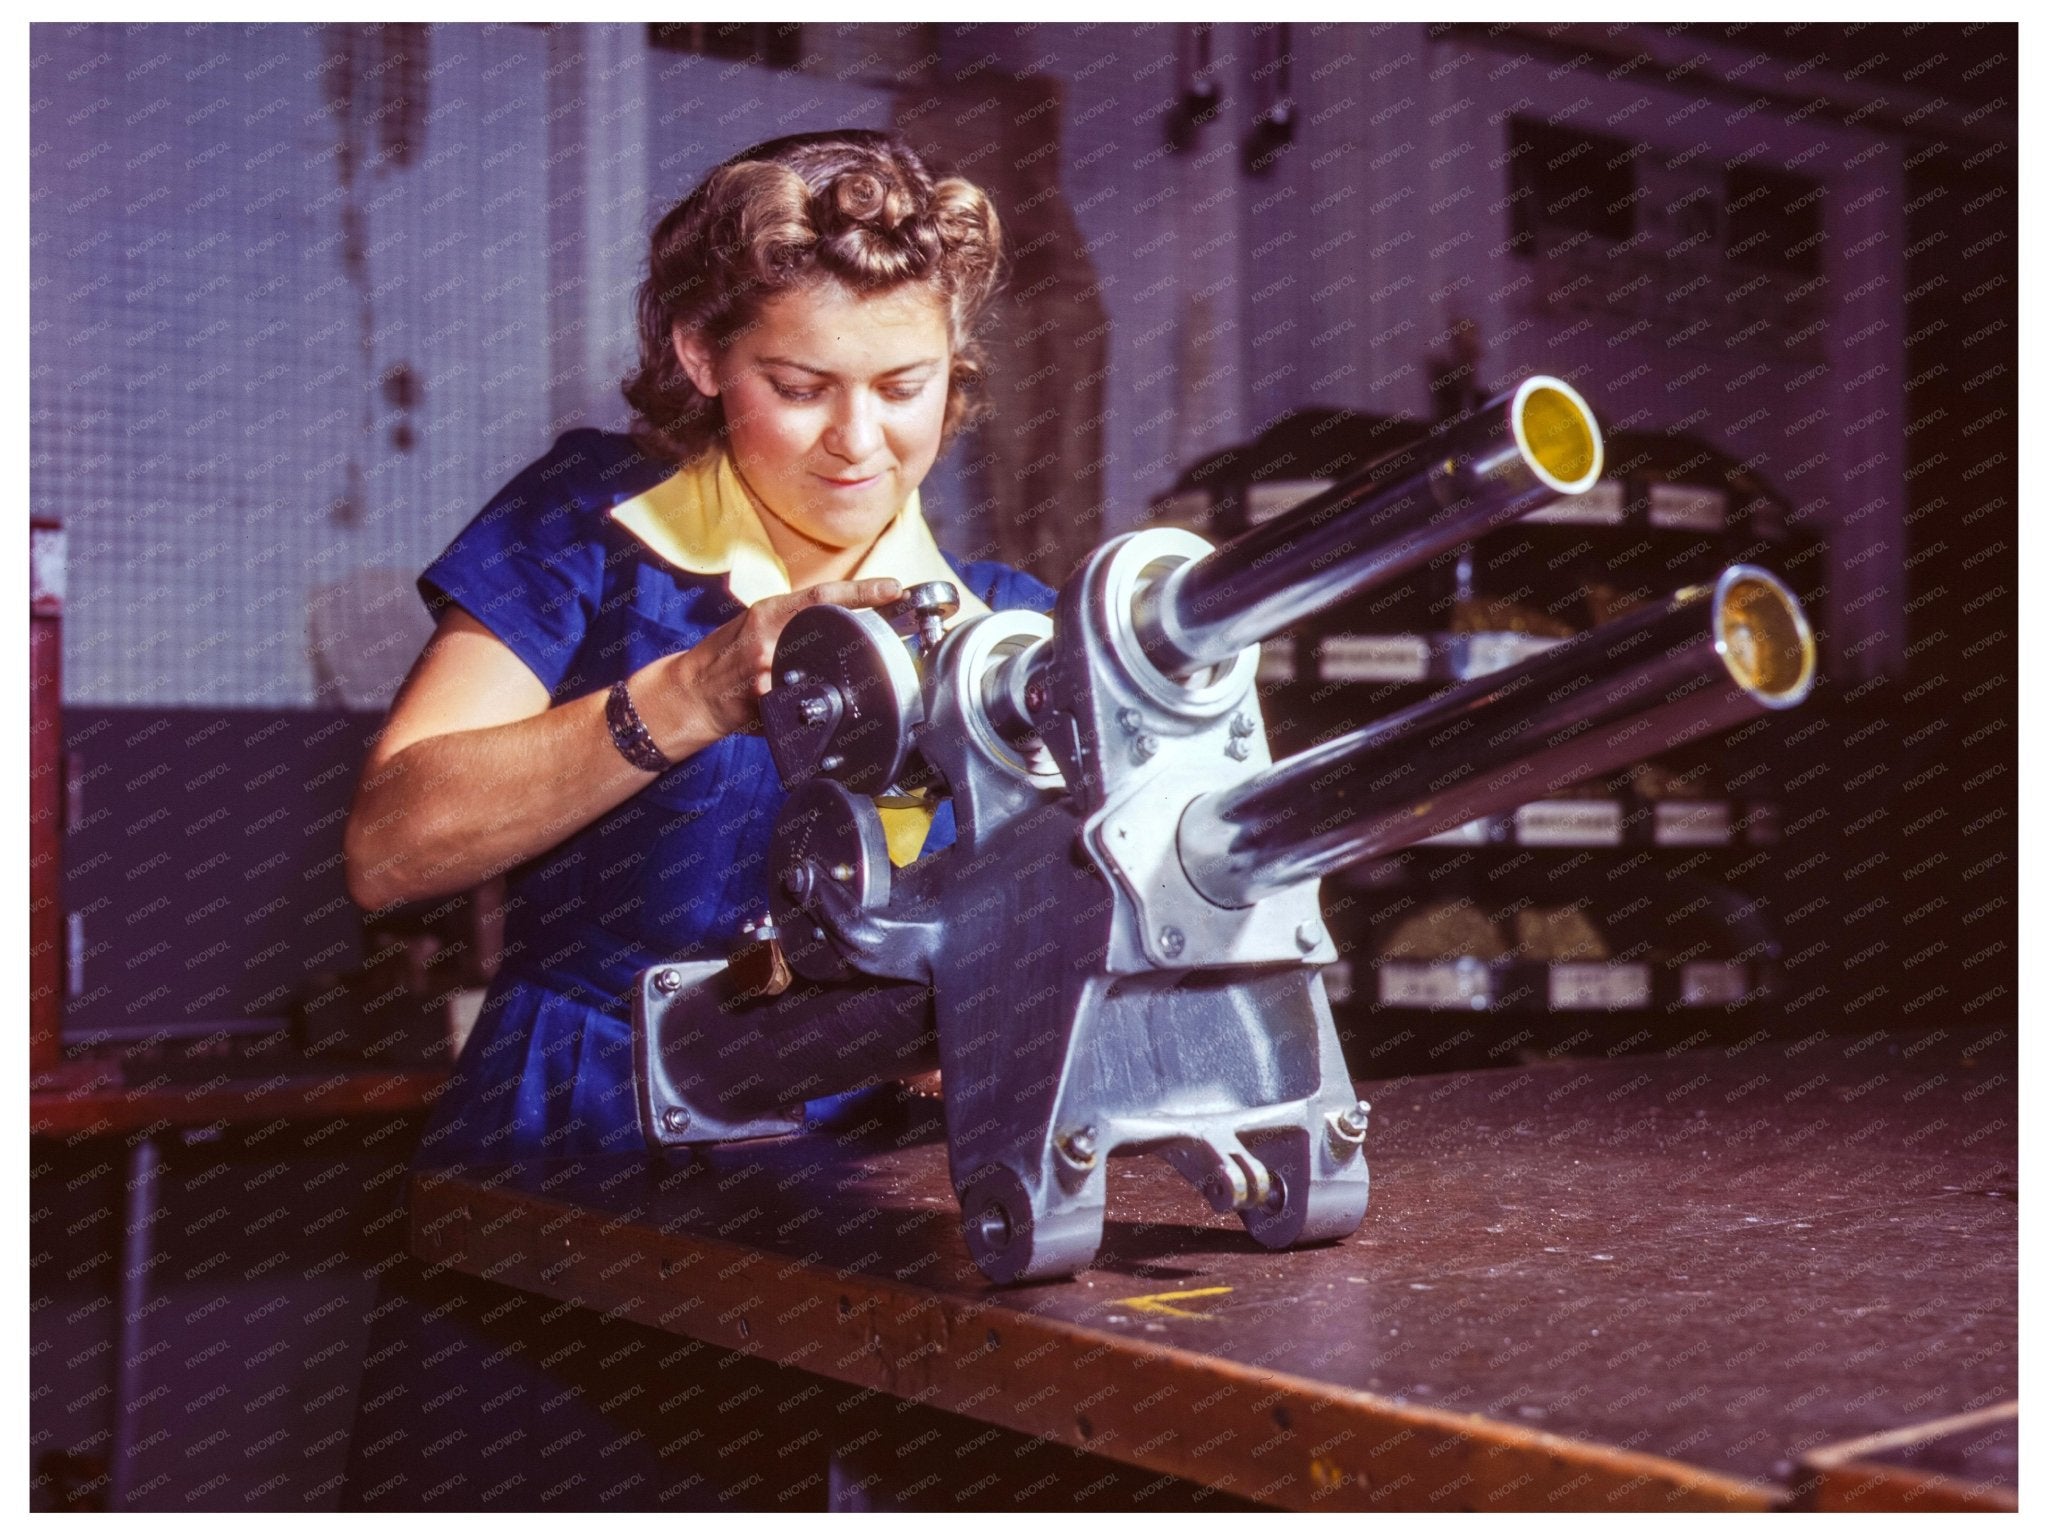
1257,637,1296,685
1526,479,1624,525
1653,801,1732,845
1549,963,1651,1010
1247,479,1333,525
1417,817,1490,846
1648,483,1727,530
31,526,66,614
1321,960,1354,1006
1457,631,1564,680
1378,960,1492,1010
1680,962,1749,1007
1515,801,1622,846
1321,633,1428,682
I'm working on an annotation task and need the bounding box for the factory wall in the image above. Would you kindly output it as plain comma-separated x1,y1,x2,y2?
940,21,1906,671
34,20,1946,707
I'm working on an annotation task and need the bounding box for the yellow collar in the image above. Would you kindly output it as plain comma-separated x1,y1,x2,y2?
609,452,988,621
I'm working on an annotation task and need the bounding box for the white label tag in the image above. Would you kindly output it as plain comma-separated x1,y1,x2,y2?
31,526,66,608
1680,962,1748,1007
1247,479,1333,525
1515,801,1623,846
1526,479,1625,524
1648,483,1727,530
1457,631,1565,680
1321,634,1429,682
1257,637,1295,684
1321,960,1354,1006
1654,801,1732,845
1417,817,1490,846
1378,960,1492,1010
1549,963,1651,1010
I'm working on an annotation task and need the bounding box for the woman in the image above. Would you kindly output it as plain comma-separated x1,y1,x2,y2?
340,130,1054,1510
344,129,1054,1172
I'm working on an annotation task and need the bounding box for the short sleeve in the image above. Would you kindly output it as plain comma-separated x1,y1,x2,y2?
418,433,616,695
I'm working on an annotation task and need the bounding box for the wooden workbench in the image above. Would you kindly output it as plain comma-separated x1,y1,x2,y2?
410,1026,2016,1512
30,1060,445,1139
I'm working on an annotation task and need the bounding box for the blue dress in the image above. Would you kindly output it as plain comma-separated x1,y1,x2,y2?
410,429,1057,1173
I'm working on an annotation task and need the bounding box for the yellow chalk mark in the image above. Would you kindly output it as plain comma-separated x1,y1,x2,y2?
1120,1286,1234,1320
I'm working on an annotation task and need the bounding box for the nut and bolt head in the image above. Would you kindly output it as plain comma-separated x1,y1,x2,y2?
662,1107,690,1133
829,862,856,882
653,968,684,994
1132,733,1160,763
1226,737,1251,761
1326,1100,1370,1150
1158,925,1186,958
779,669,805,687
1229,712,1258,737
799,695,832,726
782,864,816,901
1295,921,1323,952
1115,706,1143,733
820,754,845,772
1057,1125,1100,1167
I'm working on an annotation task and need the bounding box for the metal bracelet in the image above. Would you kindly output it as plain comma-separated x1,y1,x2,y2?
605,679,671,773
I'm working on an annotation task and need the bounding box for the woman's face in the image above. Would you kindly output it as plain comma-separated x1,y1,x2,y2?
674,280,952,582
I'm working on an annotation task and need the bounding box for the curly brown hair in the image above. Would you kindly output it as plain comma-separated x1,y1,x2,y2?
622,130,1004,468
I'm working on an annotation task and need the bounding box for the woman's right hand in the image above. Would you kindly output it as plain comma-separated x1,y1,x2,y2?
649,577,902,750
345,577,902,911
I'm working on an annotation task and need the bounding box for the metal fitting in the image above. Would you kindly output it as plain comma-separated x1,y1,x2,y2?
1056,1125,1100,1169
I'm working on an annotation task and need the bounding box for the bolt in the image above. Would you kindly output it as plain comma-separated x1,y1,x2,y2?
1295,921,1322,952
1325,1100,1369,1152
1158,925,1186,958
783,864,815,901
1226,737,1251,761
1056,1124,1100,1168
1115,706,1143,733
1341,1100,1371,1136
662,1107,690,1134
780,669,804,687
799,695,831,726
829,862,855,882
820,754,845,772
973,1201,1012,1252
1230,711,1257,737
1133,733,1159,763
653,968,683,995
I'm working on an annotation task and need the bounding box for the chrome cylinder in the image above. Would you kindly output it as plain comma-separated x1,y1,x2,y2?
1180,566,1817,908
1136,376,1604,676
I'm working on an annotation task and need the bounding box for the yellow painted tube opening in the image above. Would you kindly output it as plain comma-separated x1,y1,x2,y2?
1513,378,1602,494
1714,568,1817,707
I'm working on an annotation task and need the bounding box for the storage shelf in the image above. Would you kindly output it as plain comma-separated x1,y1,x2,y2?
1352,957,1762,1014
1406,796,1776,850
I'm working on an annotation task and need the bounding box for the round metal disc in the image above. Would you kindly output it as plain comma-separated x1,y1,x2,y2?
769,778,893,981
770,606,921,795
